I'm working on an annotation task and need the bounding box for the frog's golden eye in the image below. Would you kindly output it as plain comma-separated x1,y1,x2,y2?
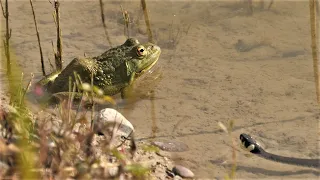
136,45,146,56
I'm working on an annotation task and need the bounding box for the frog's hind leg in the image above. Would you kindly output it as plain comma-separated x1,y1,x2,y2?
50,57,99,94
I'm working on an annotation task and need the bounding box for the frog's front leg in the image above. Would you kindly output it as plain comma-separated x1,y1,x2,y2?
120,72,136,99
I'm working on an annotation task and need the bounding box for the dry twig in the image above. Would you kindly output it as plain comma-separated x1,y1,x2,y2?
0,0,12,75
141,0,154,43
50,0,63,70
99,0,113,47
120,5,130,38
29,0,46,76
309,0,320,104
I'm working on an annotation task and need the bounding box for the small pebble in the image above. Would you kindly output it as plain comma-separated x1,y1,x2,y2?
108,166,119,177
172,165,194,178
0,161,9,175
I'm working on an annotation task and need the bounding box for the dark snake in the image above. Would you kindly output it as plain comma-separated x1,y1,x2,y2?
239,133,320,168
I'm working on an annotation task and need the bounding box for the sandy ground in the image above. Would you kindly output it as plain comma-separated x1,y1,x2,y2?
1,0,319,179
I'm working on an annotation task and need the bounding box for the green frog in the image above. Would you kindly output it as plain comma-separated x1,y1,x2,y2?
37,38,161,99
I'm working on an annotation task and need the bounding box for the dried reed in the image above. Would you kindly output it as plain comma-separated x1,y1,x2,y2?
51,0,63,70
29,0,46,76
0,0,11,75
267,0,274,9
99,0,113,47
309,0,320,105
141,0,154,43
120,5,130,38
247,0,253,15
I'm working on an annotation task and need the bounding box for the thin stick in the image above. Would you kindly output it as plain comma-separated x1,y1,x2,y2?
140,0,154,43
90,72,95,130
150,90,157,139
120,5,130,38
247,0,253,15
47,57,55,71
267,0,274,10
0,0,11,75
309,0,320,104
29,0,46,76
99,0,113,47
52,0,62,70
135,4,143,32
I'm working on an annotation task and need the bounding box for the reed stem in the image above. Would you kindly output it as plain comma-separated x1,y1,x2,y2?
141,0,154,43
1,0,11,75
309,0,320,104
52,0,63,70
99,0,113,47
30,0,46,76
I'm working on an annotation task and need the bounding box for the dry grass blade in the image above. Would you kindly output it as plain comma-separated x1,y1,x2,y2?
218,121,237,180
1,73,39,179
19,73,34,108
141,0,154,43
309,0,320,105
99,0,113,48
29,0,46,76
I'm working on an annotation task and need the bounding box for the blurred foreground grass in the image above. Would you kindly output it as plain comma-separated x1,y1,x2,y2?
0,45,154,179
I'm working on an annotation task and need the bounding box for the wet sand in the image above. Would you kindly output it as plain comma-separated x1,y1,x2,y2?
1,0,319,179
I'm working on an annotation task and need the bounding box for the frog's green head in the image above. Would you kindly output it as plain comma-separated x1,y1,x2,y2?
124,38,161,75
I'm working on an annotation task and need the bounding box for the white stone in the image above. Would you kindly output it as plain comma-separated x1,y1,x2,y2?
172,165,195,178
94,108,134,146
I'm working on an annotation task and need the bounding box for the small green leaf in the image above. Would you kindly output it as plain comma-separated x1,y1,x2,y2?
125,164,150,177
142,145,160,153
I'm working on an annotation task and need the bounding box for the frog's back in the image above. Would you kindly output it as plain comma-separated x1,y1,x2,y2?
94,38,137,72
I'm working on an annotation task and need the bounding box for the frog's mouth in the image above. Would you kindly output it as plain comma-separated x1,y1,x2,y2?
136,56,160,78
136,47,161,76
139,57,159,73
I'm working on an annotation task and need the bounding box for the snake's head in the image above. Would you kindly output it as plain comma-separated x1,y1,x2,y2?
240,133,263,154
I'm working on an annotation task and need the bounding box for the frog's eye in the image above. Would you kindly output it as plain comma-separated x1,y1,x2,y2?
136,45,146,56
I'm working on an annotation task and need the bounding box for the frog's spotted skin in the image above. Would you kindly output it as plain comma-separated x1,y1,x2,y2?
38,38,161,98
